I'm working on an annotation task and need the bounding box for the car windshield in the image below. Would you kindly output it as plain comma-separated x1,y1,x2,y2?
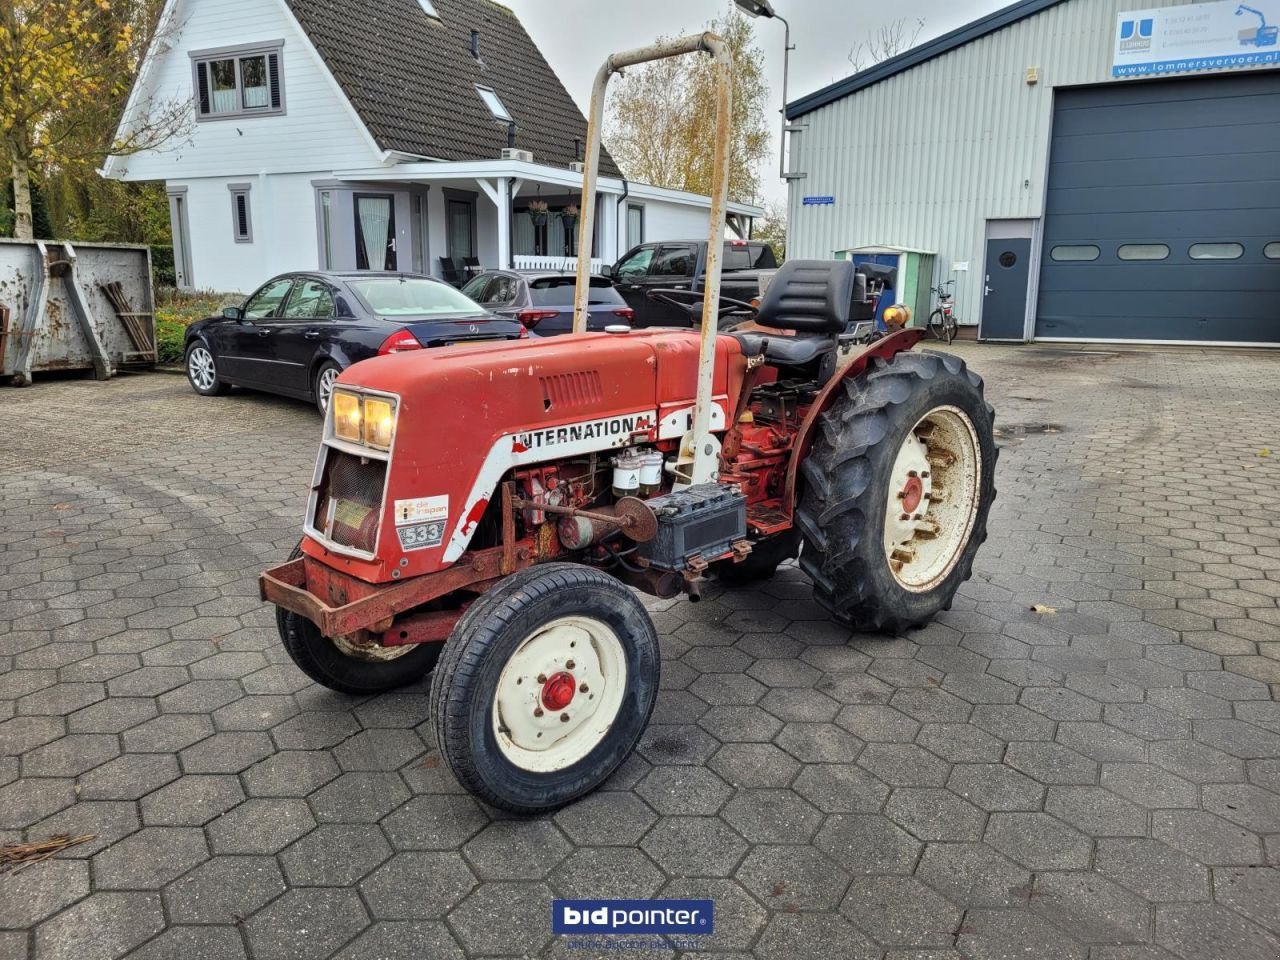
348,277,488,318
529,277,624,307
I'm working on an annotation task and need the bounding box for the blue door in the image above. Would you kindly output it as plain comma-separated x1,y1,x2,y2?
980,239,1031,341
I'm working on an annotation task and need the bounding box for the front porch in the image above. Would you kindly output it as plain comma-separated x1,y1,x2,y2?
319,158,761,282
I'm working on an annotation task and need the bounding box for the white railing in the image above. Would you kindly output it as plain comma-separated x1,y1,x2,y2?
513,255,606,274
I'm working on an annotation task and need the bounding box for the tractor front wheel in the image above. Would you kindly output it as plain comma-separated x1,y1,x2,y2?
430,563,659,814
276,543,441,694
797,350,996,633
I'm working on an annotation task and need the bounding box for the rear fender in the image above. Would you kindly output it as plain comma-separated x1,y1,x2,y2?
782,329,926,516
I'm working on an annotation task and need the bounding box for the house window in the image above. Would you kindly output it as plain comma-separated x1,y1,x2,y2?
1189,242,1243,260
417,0,441,17
1050,245,1100,262
1117,243,1169,261
355,194,397,271
229,184,253,243
626,203,644,249
193,43,284,120
476,85,512,122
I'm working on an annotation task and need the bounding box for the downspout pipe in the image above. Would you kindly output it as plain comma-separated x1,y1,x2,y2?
615,176,630,258
506,177,517,270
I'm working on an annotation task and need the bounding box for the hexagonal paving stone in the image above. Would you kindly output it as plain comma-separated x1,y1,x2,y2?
857,743,951,787
985,812,1092,870
1044,786,1148,837
736,844,850,911
78,753,180,800
0,859,89,928
636,765,733,815
333,921,465,960
448,881,553,956
1156,903,1280,960
279,823,392,886
957,909,1087,960
915,841,1032,908
1151,810,1263,866
205,798,316,855
813,815,921,875
332,729,426,772
639,816,748,877
381,795,488,850
358,852,476,920
463,819,572,880
791,762,889,814
1214,866,1280,934
1095,838,1211,902
163,856,285,924
885,788,986,842
92,826,209,889
244,888,370,960
841,876,962,947
1029,871,1152,943
659,877,766,952
549,847,665,900
28,800,140,857
754,912,878,960
708,742,801,788
308,771,409,822
0,778,77,829
552,790,655,846
34,891,166,960
720,789,824,844
140,775,245,826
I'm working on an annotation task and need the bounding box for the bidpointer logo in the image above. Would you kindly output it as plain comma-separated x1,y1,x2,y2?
552,899,714,935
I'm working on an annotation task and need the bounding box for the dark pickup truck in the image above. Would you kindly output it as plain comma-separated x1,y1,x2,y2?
607,239,778,327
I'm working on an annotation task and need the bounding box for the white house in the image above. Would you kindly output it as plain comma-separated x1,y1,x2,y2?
105,0,762,293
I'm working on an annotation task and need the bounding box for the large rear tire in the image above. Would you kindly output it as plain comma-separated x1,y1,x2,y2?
797,350,996,633
276,543,442,694
430,563,659,814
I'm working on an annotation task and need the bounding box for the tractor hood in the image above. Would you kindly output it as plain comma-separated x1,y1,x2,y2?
308,330,747,584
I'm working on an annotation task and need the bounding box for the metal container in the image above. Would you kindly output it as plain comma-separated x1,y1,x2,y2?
0,239,156,384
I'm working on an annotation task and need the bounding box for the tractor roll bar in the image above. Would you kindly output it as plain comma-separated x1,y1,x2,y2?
573,32,734,486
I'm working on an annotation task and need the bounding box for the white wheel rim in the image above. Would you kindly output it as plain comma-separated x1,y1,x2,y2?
317,368,339,410
491,616,627,773
188,347,216,391
883,405,982,592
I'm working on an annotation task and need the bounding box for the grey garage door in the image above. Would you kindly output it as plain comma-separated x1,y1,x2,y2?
1036,72,1280,344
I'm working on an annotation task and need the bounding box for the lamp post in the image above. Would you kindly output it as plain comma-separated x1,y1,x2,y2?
734,0,793,179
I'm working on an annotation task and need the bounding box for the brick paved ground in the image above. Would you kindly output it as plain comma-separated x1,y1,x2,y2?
1,343,1278,960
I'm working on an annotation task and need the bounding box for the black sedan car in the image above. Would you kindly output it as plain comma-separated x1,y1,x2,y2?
459,270,633,336
184,272,525,413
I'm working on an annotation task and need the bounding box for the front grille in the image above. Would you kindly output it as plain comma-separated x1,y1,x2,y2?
313,449,386,554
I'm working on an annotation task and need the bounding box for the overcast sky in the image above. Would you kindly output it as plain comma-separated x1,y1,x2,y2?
505,0,1008,205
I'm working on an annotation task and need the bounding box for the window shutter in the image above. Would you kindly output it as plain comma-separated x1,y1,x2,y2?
268,53,282,109
197,62,210,115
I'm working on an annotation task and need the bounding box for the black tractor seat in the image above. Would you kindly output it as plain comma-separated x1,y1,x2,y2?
730,259,866,373
731,331,836,368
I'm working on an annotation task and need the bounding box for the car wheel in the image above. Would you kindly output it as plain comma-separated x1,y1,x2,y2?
313,361,342,416
185,340,231,396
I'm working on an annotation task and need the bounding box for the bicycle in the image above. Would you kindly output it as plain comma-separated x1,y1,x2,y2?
928,281,959,345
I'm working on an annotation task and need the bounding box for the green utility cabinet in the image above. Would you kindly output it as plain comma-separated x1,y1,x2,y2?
837,246,937,330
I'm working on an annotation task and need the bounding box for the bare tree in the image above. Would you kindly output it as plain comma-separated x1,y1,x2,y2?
847,17,926,73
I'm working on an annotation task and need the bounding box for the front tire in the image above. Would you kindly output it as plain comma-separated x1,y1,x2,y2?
430,563,660,814
186,340,230,396
276,544,441,694
797,350,996,633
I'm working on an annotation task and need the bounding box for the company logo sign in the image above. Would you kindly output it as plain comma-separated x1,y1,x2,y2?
1113,0,1280,76
1118,17,1154,51
552,900,714,936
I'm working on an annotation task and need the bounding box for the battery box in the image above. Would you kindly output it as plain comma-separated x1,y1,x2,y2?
636,483,747,571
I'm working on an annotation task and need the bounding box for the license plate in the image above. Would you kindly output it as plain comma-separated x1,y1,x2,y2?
398,521,446,551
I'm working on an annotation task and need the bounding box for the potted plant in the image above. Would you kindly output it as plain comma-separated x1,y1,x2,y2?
526,199,548,226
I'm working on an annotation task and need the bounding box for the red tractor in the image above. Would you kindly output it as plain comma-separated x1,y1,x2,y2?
260,34,996,813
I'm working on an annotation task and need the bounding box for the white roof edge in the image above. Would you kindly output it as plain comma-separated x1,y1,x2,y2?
103,0,183,179
331,159,764,216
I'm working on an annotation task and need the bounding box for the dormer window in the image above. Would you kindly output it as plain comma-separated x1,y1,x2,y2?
192,42,285,120
417,0,441,18
475,85,512,122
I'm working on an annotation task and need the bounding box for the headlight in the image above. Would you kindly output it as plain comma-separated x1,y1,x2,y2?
363,397,397,450
330,389,398,450
332,391,362,443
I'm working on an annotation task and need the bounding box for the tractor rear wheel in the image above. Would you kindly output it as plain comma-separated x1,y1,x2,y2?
796,351,996,633
430,563,660,814
276,543,442,694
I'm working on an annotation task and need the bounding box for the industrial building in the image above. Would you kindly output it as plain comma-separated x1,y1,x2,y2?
784,0,1280,345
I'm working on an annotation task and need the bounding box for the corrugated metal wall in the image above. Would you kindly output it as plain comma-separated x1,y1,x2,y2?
786,0,1266,331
